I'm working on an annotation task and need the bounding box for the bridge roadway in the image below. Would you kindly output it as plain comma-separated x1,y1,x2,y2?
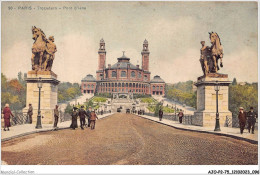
1,113,257,165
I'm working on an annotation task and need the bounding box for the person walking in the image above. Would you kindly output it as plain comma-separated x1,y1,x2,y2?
178,110,184,124
247,107,257,134
71,107,78,130
90,110,98,130
86,107,92,127
238,107,247,134
27,103,33,124
78,106,87,130
53,105,59,130
2,104,14,131
159,108,163,121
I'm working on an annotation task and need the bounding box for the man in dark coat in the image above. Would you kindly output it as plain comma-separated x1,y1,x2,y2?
86,107,92,127
247,107,257,134
2,104,14,131
78,106,87,130
238,107,247,134
27,103,33,124
71,107,78,130
53,105,59,130
178,109,184,124
159,108,163,121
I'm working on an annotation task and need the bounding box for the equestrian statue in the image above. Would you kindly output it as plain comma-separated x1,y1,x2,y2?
31,26,57,71
200,32,223,75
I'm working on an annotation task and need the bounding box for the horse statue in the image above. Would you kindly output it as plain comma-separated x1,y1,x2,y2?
200,32,223,75
209,32,223,73
31,26,57,71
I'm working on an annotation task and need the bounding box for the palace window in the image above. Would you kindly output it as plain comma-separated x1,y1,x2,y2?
138,72,142,78
121,71,126,77
112,71,117,77
131,71,135,77
133,83,135,87
144,75,147,80
129,83,132,87
88,85,90,88
118,83,121,87
91,85,94,89
153,86,155,90
84,84,86,88
160,86,163,90
157,86,159,90
122,83,125,87
126,83,128,87
115,83,117,87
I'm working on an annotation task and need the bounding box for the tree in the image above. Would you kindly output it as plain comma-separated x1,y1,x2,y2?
232,78,237,85
154,102,162,116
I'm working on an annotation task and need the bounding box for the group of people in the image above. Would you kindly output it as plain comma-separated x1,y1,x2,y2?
70,106,98,130
158,108,184,123
238,107,257,134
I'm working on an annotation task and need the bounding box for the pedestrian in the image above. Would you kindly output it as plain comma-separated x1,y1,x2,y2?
101,110,103,115
78,105,87,130
238,107,247,134
86,107,92,127
178,110,184,124
159,108,163,121
90,110,98,130
2,104,14,131
247,107,257,134
53,105,59,130
27,103,33,124
71,107,78,130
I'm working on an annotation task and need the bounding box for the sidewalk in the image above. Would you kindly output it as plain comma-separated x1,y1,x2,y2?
137,114,258,144
1,113,113,142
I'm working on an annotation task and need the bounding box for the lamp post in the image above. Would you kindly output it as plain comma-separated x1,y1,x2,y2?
36,77,42,129
214,81,221,131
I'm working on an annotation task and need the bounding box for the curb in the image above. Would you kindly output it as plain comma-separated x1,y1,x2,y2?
136,115,258,145
1,113,114,142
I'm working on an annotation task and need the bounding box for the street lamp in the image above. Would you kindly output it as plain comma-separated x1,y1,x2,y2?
36,77,42,129
214,81,221,131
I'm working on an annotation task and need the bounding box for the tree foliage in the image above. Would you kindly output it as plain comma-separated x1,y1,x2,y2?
229,83,258,115
165,81,196,108
1,73,26,110
58,82,82,103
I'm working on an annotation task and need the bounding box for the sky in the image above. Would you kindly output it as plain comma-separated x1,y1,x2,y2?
1,1,258,84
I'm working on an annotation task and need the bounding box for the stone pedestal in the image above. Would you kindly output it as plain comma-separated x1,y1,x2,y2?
193,73,232,127
23,71,60,124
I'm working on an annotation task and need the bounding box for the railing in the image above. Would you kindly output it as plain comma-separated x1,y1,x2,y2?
10,111,29,126
142,111,193,125
231,114,258,130
59,111,71,122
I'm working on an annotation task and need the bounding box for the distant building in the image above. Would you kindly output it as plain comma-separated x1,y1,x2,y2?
81,39,166,96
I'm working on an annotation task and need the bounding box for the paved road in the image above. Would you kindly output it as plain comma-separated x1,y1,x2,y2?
1,113,257,165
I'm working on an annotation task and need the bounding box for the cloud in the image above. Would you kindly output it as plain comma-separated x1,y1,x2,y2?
53,33,97,83
222,47,258,82
1,41,31,79
150,48,201,83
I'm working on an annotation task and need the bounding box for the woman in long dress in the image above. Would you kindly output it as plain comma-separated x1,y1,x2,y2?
71,107,78,130
2,104,14,131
